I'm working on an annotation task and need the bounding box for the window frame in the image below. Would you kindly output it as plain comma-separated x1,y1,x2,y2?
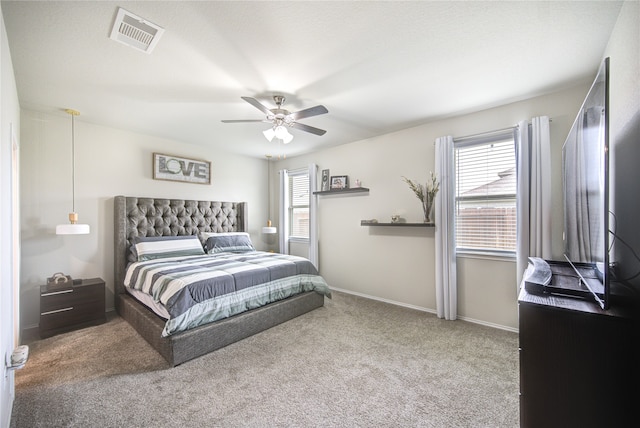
454,129,517,259
288,168,310,242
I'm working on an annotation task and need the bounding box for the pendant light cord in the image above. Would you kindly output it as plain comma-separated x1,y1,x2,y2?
267,155,271,222
71,112,76,213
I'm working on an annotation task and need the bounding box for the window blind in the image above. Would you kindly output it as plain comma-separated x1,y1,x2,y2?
455,135,516,254
289,172,309,238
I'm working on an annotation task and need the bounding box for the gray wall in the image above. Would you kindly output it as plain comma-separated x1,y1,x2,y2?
605,1,640,300
274,84,590,331
19,111,270,329
16,0,640,341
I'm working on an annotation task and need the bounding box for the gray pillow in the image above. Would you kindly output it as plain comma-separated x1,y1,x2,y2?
204,232,255,254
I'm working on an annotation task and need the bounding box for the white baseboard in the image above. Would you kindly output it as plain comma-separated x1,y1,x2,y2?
329,286,518,333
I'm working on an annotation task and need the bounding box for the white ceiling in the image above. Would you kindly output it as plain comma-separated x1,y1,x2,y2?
1,1,623,158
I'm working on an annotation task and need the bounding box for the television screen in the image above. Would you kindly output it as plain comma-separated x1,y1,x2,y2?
562,57,609,309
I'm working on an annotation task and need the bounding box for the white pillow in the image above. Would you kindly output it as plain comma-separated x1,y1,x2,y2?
135,235,204,261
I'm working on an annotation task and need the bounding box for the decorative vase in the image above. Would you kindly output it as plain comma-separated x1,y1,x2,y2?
423,195,434,223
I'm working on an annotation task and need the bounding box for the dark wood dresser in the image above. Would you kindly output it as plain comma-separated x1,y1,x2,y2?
39,277,106,338
518,287,638,428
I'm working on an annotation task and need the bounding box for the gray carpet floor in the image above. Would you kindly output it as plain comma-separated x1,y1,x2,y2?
11,291,519,427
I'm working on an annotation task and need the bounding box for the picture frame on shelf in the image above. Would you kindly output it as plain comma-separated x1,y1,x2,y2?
321,169,330,191
330,175,349,189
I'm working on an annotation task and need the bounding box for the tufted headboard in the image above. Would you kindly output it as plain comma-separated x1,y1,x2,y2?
113,196,247,295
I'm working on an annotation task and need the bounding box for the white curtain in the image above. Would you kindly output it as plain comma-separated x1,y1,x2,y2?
278,169,289,255
308,163,319,268
435,136,457,320
564,107,605,262
516,116,552,286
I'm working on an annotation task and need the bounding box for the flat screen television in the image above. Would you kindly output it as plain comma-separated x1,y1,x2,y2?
562,57,610,309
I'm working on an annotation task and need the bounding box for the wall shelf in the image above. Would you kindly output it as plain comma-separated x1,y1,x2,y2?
361,221,434,227
313,187,369,195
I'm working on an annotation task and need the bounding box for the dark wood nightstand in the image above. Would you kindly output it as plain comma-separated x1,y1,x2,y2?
39,277,106,338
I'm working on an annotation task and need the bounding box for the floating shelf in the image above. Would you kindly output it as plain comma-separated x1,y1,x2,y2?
361,221,434,227
313,187,369,195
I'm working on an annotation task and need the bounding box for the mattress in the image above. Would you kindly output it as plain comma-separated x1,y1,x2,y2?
124,251,331,336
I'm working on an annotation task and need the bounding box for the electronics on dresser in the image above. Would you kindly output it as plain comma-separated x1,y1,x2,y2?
523,257,552,295
561,57,610,309
524,257,605,301
528,58,610,309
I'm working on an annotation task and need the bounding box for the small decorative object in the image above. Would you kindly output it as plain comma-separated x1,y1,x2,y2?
330,175,349,189
321,169,330,191
402,172,440,223
153,153,211,184
391,214,400,223
47,272,73,291
354,179,361,188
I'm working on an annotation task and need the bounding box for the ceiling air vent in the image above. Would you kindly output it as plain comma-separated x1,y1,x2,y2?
109,8,164,54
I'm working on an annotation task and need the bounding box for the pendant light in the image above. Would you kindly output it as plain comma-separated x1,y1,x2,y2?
262,155,277,235
56,109,90,235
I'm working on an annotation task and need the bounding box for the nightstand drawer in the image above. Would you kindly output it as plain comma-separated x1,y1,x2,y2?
41,284,102,313
39,278,106,338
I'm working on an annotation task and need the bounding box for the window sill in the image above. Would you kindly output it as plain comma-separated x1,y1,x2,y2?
289,237,309,244
456,250,516,263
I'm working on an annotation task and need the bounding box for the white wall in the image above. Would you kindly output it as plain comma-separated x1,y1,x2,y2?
0,5,20,427
604,1,640,299
275,85,591,330
19,111,269,329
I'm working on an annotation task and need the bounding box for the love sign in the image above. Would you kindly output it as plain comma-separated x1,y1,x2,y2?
153,153,211,184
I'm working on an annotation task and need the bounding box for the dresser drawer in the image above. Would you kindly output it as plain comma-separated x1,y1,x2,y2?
40,278,106,338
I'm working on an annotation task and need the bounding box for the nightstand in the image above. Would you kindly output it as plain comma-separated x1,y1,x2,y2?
39,277,106,338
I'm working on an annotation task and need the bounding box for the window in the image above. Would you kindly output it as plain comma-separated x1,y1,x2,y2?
289,170,309,239
455,131,516,255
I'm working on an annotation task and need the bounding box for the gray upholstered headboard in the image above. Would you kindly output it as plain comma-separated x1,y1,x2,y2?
113,196,247,295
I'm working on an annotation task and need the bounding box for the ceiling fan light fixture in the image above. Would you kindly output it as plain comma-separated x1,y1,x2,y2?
282,131,294,144
264,125,293,144
224,96,327,143
263,127,275,142
274,125,288,139
274,125,294,144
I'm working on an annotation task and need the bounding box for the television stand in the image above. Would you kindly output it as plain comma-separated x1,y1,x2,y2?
518,287,638,427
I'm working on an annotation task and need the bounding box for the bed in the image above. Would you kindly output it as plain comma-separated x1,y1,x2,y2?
114,196,330,366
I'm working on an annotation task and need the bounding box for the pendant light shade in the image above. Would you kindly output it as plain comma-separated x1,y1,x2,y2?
56,109,90,235
262,219,277,235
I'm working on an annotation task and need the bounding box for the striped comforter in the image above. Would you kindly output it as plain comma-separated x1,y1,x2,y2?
124,251,331,336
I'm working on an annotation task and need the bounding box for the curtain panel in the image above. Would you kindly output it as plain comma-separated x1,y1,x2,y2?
516,116,552,286
278,169,289,255
435,136,457,320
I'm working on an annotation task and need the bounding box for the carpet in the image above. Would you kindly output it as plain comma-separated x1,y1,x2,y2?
11,291,519,427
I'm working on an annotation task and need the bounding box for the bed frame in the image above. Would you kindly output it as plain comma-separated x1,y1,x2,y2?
113,196,325,366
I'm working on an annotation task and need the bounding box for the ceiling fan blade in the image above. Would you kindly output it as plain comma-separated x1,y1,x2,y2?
221,119,268,123
291,122,327,136
289,105,328,120
241,96,273,116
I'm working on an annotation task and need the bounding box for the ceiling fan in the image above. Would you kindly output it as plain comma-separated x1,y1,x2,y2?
222,95,328,144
